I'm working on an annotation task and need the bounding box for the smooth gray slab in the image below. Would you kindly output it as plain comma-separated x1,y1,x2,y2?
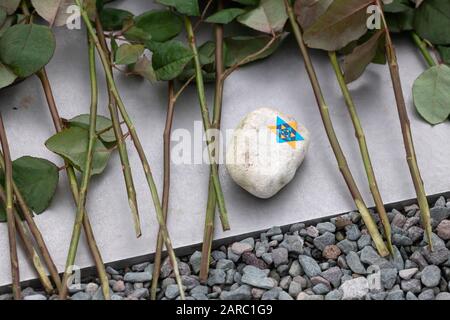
1,1,449,287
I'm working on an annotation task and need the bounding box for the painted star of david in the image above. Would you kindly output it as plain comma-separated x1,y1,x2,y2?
268,116,304,149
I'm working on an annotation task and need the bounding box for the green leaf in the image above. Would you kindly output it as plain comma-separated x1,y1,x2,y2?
383,0,412,13
152,40,194,81
0,15,14,37
11,156,59,214
99,7,133,31
438,46,450,64
294,0,333,30
385,8,414,32
413,64,450,124
198,41,216,66
123,26,152,43
0,7,6,26
303,0,372,51
0,24,56,78
114,43,144,65
414,0,450,45
131,56,156,82
30,0,75,27
45,127,112,175
206,8,246,24
224,35,284,67
66,114,116,143
237,0,288,34
156,0,200,16
134,10,183,43
0,0,20,15
343,30,385,83
0,62,16,89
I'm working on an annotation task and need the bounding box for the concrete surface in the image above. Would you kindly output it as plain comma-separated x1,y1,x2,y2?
1,0,449,287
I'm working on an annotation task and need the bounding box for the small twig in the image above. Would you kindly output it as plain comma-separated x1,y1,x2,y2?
411,32,436,68
0,114,21,299
193,0,214,31
174,76,195,101
223,34,279,79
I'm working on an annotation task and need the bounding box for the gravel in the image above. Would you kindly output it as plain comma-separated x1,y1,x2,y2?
6,197,450,301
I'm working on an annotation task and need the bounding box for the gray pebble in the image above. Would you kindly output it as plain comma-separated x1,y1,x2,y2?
189,251,202,274
346,252,366,274
418,288,435,300
241,266,275,290
280,235,304,254
124,272,152,283
289,260,302,277
421,265,441,287
386,290,404,300
207,269,226,286
381,268,398,290
216,259,235,271
298,255,321,278
266,226,282,237
337,239,358,255
313,232,335,251
406,291,418,300
401,279,422,294
436,292,450,300
345,224,361,241
325,289,343,300
312,283,330,295
220,285,252,300
24,294,47,301
272,248,289,267
278,291,294,300
316,222,336,234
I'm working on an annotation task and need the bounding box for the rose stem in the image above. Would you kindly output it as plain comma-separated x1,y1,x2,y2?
0,187,53,293
0,114,21,299
0,153,62,291
285,0,389,256
328,51,393,254
59,34,110,299
376,0,432,249
411,32,437,68
94,18,141,238
184,16,230,231
200,0,225,283
37,67,109,299
150,77,194,300
150,81,176,300
76,0,185,299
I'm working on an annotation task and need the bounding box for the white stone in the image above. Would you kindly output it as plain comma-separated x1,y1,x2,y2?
340,277,369,300
226,108,310,198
